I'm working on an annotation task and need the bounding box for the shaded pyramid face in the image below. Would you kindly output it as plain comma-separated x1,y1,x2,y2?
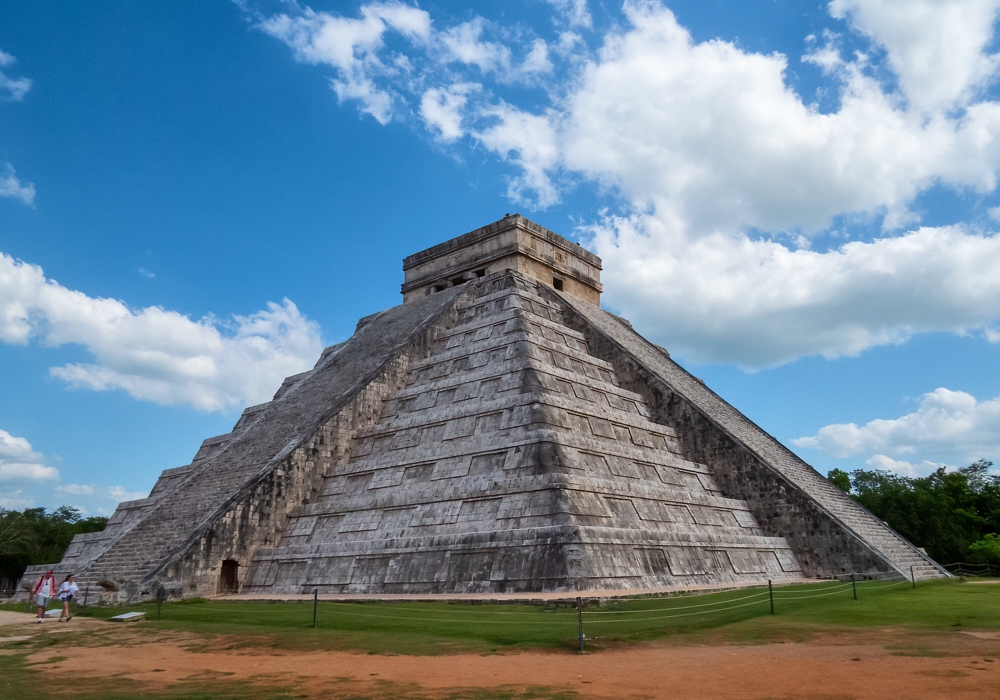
245,274,803,594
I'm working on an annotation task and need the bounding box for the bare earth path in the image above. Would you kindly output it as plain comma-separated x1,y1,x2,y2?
3,613,1000,698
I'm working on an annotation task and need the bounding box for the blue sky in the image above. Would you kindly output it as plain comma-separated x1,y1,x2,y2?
2,0,999,514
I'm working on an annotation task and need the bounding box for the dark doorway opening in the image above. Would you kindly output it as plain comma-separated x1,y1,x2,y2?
552,278,564,291
219,559,239,594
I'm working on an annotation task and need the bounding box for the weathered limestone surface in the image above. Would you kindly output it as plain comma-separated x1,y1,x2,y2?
402,214,602,304
556,291,945,581
246,274,801,594
20,285,466,600
20,215,945,601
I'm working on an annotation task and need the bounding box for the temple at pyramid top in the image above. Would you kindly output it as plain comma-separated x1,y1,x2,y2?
401,214,603,304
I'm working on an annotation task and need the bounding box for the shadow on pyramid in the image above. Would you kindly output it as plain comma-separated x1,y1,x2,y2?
20,215,946,601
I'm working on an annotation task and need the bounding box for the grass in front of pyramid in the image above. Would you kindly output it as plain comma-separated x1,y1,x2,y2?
4,578,998,654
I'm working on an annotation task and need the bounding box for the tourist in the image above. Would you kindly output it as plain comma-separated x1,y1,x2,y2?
31,569,56,623
58,574,78,622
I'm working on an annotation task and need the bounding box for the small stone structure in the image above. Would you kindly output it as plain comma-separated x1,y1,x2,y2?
19,215,946,601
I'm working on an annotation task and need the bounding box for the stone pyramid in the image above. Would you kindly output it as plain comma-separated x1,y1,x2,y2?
22,215,946,601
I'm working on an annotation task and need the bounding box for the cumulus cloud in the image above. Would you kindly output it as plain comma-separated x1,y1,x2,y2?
250,1,1000,366
793,388,1000,467
256,1,432,123
252,1,558,125
0,48,32,102
56,484,95,496
863,454,949,478
544,0,593,30
474,102,561,207
0,163,35,206
589,221,1000,367
560,4,1000,235
0,429,58,483
0,252,323,411
420,83,476,141
108,485,148,502
830,0,1000,111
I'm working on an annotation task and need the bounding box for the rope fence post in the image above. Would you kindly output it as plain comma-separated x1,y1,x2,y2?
768,580,774,615
577,597,585,652
312,588,318,629
852,573,857,600
911,566,916,589
82,586,89,609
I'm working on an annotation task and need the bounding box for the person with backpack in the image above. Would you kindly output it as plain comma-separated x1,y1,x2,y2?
31,570,56,623
57,573,78,622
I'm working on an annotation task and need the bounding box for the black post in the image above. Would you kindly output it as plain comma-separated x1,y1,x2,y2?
768,580,774,615
911,566,916,589
852,573,857,600
577,597,585,652
82,586,89,609
312,589,318,628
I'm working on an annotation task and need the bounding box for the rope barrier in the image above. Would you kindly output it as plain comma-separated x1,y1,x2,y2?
582,597,771,624
312,605,580,625
772,586,856,601
856,579,910,590
295,569,924,636
583,590,770,614
318,602,569,615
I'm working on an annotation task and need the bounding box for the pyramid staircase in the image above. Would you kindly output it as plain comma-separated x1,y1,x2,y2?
245,274,805,593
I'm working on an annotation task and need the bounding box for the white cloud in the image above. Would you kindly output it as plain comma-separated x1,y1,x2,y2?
0,429,59,483
793,388,1000,466
557,3,1000,236
420,83,476,141
256,2,432,123
864,454,948,478
0,491,32,509
252,1,1000,367
440,21,552,83
545,0,593,30
108,485,148,502
830,0,1000,110
441,19,513,75
474,102,561,207
0,251,323,411
56,484,95,496
0,162,35,206
520,39,554,78
590,221,1000,367
0,48,31,102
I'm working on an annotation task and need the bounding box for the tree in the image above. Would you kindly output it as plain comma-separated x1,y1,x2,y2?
827,468,851,492
826,460,1000,564
969,533,1000,563
0,507,107,585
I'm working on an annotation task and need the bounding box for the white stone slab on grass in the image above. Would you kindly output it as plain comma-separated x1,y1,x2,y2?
110,611,146,622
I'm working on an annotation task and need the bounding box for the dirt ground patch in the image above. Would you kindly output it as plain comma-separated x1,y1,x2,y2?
3,617,1000,699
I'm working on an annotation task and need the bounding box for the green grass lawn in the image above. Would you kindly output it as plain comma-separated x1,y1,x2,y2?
4,577,997,654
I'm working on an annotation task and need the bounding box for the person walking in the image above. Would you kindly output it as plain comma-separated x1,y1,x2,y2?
31,569,56,623
57,574,78,622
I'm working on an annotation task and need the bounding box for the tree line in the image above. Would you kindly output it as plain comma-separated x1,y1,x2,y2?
0,507,107,589
828,460,1000,565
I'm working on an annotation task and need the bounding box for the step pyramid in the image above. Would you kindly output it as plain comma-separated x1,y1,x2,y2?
19,215,946,601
